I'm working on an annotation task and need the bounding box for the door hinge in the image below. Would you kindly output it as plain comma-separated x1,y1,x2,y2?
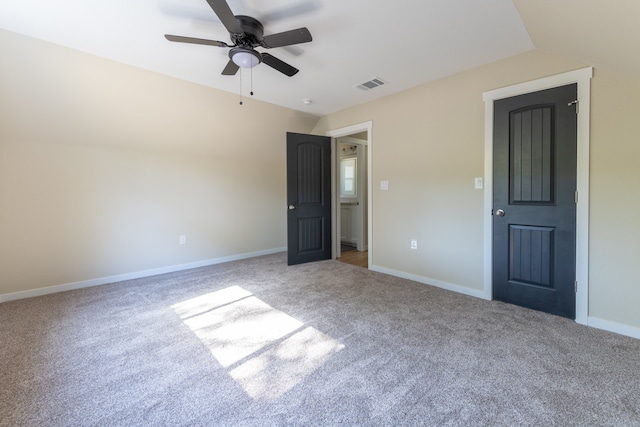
568,100,579,114
575,191,579,204
574,281,578,293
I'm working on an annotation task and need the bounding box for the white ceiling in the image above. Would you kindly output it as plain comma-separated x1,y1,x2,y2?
0,0,535,115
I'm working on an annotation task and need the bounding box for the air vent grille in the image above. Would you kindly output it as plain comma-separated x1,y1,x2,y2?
355,77,387,91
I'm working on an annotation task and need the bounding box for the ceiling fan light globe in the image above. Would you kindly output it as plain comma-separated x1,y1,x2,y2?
231,48,261,68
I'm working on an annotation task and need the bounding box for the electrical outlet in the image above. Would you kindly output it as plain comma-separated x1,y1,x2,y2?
410,239,418,250
179,235,187,245
380,180,389,190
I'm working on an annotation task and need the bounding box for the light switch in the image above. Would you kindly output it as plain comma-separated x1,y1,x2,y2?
474,177,483,189
380,180,389,190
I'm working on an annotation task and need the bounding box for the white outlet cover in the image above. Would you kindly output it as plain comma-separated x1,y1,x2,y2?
380,180,389,190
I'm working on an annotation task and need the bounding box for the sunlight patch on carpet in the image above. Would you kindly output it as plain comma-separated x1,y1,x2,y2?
171,285,345,400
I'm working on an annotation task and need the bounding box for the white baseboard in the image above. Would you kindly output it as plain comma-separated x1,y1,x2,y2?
5,252,638,341
369,264,488,300
370,265,639,340
0,247,286,304
587,316,640,340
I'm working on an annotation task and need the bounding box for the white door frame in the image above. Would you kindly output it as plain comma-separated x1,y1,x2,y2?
327,121,373,267
482,67,593,325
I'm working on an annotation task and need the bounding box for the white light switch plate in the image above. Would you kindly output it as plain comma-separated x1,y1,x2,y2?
380,180,389,190
474,177,483,189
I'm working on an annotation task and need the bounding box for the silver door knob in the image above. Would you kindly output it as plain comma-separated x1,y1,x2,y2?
288,205,296,210
495,209,505,217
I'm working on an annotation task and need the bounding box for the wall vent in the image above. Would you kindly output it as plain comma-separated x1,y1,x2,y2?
355,77,387,91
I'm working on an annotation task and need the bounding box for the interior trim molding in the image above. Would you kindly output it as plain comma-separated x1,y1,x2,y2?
482,67,593,326
588,317,640,340
0,247,286,304
370,264,487,300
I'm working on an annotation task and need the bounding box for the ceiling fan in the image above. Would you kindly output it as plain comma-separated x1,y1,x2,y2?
165,0,312,77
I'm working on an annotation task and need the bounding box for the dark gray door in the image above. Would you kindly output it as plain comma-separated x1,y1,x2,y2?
286,132,332,265
493,84,577,319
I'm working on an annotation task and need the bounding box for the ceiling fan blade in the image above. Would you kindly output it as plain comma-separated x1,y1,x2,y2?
165,34,229,47
206,0,243,35
261,53,299,77
262,27,312,48
221,59,240,76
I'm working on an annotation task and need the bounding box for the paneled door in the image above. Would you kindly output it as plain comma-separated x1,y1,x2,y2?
493,84,577,319
286,132,332,265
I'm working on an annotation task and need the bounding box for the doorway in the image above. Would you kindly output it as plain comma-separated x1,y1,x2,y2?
338,134,367,252
326,122,373,269
483,68,592,324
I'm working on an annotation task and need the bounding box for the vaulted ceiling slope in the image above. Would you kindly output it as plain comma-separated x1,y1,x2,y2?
514,0,640,84
0,1,637,115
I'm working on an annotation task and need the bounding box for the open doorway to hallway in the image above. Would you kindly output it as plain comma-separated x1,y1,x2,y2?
336,131,368,268
326,121,374,268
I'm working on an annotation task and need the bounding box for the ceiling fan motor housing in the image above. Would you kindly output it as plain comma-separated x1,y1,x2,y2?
232,15,264,47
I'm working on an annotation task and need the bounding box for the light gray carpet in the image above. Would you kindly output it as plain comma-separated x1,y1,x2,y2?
1,253,639,426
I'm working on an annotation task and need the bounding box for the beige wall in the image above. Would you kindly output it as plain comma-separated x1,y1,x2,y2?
313,51,640,330
0,30,317,295
589,68,640,326
3,29,640,333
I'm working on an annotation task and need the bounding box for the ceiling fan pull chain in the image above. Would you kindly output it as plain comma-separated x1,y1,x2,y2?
250,65,254,96
239,68,243,106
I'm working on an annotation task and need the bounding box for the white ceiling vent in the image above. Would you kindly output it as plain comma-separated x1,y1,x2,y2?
355,77,387,91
